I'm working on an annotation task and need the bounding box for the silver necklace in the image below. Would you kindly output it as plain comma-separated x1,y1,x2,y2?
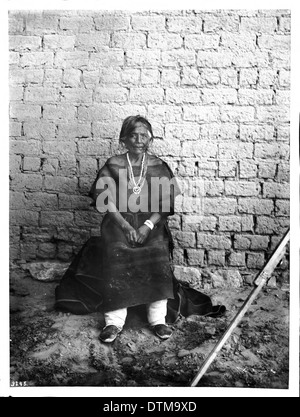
126,152,146,195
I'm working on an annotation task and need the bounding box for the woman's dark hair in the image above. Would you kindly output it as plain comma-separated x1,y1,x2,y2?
119,115,153,143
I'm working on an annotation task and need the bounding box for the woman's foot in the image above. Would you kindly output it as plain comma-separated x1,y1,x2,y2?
153,324,172,340
99,325,122,343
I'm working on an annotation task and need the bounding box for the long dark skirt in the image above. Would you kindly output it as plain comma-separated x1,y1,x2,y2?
55,214,226,321
55,213,175,314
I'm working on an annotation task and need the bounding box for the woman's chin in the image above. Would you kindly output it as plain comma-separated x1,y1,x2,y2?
128,148,145,154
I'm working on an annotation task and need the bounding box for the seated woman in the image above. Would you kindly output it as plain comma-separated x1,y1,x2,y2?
55,115,181,343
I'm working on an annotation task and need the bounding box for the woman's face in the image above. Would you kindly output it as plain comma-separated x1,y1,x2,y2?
123,122,152,155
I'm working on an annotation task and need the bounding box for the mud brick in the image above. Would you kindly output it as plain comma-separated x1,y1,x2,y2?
161,69,181,86
94,15,130,31
228,251,246,267
183,105,220,123
60,16,94,33
131,15,165,31
204,180,224,196
204,197,237,215
44,69,63,85
20,51,54,67
148,33,182,50
162,50,196,67
58,194,91,210
196,233,232,250
239,68,259,87
276,163,290,182
37,242,57,259
44,176,78,194
10,103,41,120
208,250,226,266
24,12,59,33
239,161,257,179
275,200,289,216
54,51,89,69
225,181,259,197
256,106,290,123
182,215,217,232
62,69,81,87
75,33,110,51
185,34,220,50
197,51,234,68
126,50,160,67
130,88,164,103
240,16,277,33
60,88,93,104
40,211,74,227
93,87,127,103
121,69,141,85
9,155,22,174
255,216,289,235
43,104,77,120
173,231,196,248
167,16,203,33
44,34,76,50
219,142,253,160
203,14,239,33
77,157,98,176
258,162,277,179
23,157,41,172
186,249,205,266
112,32,146,49
23,121,56,139
219,161,237,178
10,86,24,101
258,34,290,51
234,234,269,250
246,252,265,269
9,121,22,137
20,241,38,260
238,198,274,215
10,209,39,226
10,173,43,191
263,182,290,199
255,143,290,159
148,105,182,123
219,216,242,232
24,86,59,103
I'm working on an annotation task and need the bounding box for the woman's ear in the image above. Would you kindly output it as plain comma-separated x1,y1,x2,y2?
120,137,127,148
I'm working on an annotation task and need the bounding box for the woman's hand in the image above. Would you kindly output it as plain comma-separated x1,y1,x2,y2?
122,223,138,245
136,224,151,245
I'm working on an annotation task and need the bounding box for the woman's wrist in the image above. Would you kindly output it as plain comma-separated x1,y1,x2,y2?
144,219,154,230
121,221,132,232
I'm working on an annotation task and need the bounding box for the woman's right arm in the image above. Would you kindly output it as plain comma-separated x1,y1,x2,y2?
106,201,138,245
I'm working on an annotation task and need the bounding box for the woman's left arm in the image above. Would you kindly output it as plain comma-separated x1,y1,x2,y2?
136,213,162,244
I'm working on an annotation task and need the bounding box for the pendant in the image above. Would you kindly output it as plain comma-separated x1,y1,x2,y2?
133,186,141,194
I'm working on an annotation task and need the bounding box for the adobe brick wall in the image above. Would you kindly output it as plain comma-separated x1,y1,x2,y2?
9,9,290,288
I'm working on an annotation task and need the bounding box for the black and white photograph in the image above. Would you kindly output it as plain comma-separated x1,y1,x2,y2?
2,0,299,398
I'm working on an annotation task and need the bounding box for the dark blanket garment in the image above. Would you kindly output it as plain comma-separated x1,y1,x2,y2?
54,238,226,322
55,155,225,320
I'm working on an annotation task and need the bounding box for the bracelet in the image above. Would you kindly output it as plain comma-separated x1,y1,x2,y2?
144,219,154,230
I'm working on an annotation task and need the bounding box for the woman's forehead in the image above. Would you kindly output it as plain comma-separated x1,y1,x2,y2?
132,122,149,132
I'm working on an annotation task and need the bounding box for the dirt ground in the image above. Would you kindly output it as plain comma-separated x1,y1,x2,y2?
9,266,291,390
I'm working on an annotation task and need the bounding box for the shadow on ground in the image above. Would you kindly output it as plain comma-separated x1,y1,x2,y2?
9,267,289,389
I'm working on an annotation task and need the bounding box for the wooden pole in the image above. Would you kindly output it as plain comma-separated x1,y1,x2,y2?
190,229,290,387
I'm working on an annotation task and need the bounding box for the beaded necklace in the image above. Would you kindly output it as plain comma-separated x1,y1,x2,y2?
126,152,146,195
